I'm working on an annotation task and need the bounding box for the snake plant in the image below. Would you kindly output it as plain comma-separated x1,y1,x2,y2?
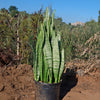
33,8,64,83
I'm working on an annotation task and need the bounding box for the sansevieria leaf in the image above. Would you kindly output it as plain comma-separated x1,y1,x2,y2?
53,36,60,83
38,25,44,81
43,54,48,83
58,49,64,82
35,24,44,81
43,35,53,83
35,41,39,81
50,10,55,37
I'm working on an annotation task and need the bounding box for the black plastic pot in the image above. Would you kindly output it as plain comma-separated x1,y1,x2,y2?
34,80,61,100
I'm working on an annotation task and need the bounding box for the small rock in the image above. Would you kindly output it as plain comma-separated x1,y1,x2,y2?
77,69,84,76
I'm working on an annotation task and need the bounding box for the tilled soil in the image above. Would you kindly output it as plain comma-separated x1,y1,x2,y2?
0,64,100,100
0,64,35,100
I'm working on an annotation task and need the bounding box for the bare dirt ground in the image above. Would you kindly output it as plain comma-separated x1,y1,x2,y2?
0,63,100,100
60,68,100,100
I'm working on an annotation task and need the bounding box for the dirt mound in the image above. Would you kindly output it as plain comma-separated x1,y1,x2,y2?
0,64,35,100
65,59,100,76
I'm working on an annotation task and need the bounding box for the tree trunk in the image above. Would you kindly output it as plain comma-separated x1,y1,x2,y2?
17,29,19,58
17,15,20,60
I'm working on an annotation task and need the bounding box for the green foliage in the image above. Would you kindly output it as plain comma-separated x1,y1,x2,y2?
0,6,43,65
9,6,18,12
53,16,100,61
8,6,19,17
33,8,65,83
0,8,8,13
0,11,14,49
98,10,100,25
0,6,99,68
30,9,43,52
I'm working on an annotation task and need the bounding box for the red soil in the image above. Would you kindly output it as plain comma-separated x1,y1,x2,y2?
0,64,100,100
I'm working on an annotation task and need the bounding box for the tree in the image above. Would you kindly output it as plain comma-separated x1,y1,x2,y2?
0,13,18,57
8,6,19,17
98,10,100,25
0,8,8,13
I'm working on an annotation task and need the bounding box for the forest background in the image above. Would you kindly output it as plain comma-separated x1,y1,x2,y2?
0,6,100,66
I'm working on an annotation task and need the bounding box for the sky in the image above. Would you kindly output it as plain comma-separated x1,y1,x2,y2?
0,0,100,23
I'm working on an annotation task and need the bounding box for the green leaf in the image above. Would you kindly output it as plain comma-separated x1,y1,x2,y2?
35,41,39,81
58,49,64,82
43,36,53,83
50,10,55,36
53,36,60,83
43,52,48,83
37,24,44,81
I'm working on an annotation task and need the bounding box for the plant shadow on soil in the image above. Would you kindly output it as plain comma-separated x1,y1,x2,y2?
60,68,78,100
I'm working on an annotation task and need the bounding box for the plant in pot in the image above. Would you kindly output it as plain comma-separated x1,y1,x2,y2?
33,8,65,100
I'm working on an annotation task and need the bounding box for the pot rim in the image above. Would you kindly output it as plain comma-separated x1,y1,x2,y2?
34,79,62,86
